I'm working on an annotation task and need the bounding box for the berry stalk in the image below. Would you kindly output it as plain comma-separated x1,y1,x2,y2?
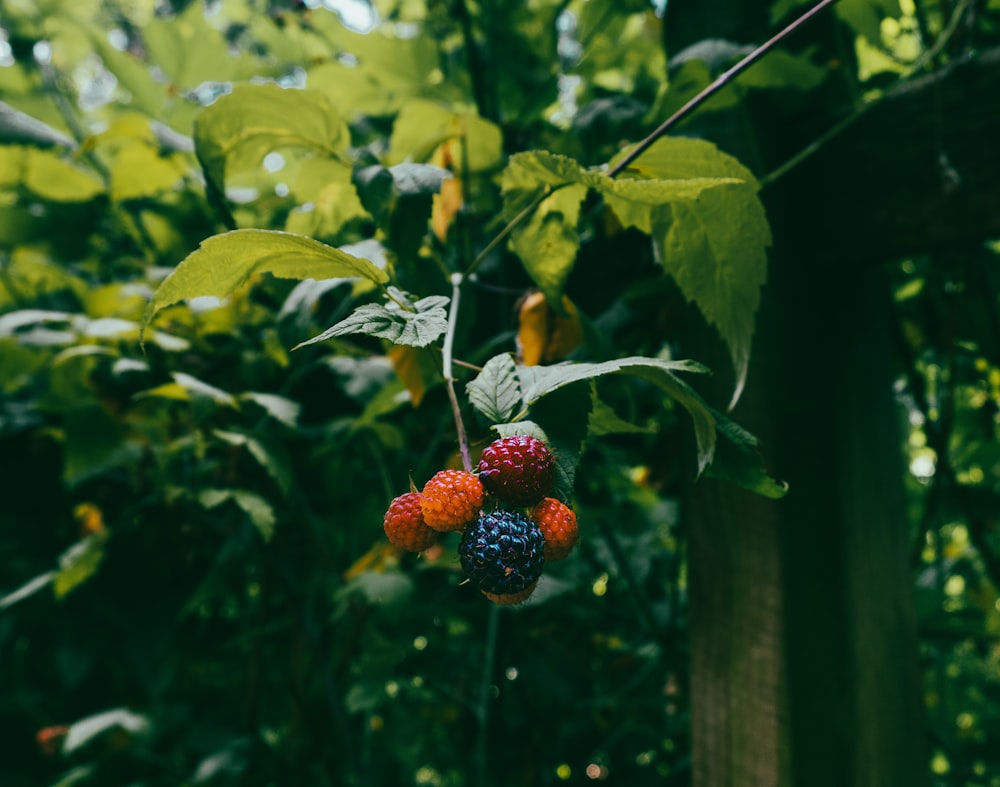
442,273,474,473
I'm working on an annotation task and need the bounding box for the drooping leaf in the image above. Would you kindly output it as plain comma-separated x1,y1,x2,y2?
467,353,522,424
610,137,771,406
705,408,788,498
193,84,350,198
295,295,449,349
142,229,388,334
517,357,716,475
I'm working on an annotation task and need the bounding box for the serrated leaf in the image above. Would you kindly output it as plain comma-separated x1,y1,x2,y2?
142,229,388,335
517,357,715,475
53,533,107,599
63,709,150,755
467,353,522,424
501,150,739,304
705,408,788,498
611,137,771,406
193,84,350,198
295,295,449,349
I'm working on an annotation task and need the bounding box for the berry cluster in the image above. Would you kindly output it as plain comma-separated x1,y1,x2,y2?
382,434,580,604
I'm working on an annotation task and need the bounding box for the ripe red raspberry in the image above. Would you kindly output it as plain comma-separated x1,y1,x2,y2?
420,470,484,531
531,497,578,561
383,492,438,552
477,434,554,506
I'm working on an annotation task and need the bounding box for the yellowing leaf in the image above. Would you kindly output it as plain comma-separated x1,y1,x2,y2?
388,345,440,407
431,177,463,241
517,291,583,366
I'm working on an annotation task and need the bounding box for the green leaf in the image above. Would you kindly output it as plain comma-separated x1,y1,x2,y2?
193,84,351,198
142,229,388,334
705,408,788,498
611,137,771,406
197,488,277,541
213,429,293,496
509,183,589,305
466,353,523,424
517,357,716,475
109,143,184,202
23,149,104,202
54,533,107,599
500,150,739,304
588,386,657,436
295,294,449,349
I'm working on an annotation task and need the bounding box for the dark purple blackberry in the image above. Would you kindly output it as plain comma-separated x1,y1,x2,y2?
459,510,545,595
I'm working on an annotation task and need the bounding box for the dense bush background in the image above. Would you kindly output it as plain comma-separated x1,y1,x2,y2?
0,1,998,785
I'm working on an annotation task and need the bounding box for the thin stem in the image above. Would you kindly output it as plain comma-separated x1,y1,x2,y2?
475,604,501,787
442,274,474,472
762,0,971,188
606,0,842,178
465,186,551,277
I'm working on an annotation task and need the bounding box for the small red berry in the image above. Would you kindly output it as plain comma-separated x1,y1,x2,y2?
383,492,438,552
531,497,578,561
420,470,484,531
477,434,555,506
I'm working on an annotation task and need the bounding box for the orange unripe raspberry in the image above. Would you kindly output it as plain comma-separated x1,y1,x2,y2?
383,492,438,552
420,470,484,532
531,497,578,561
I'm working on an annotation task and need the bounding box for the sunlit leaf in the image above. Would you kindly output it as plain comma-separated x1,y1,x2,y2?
142,229,388,334
193,84,350,198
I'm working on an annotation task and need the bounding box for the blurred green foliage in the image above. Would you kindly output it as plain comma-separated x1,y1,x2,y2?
0,0,998,785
